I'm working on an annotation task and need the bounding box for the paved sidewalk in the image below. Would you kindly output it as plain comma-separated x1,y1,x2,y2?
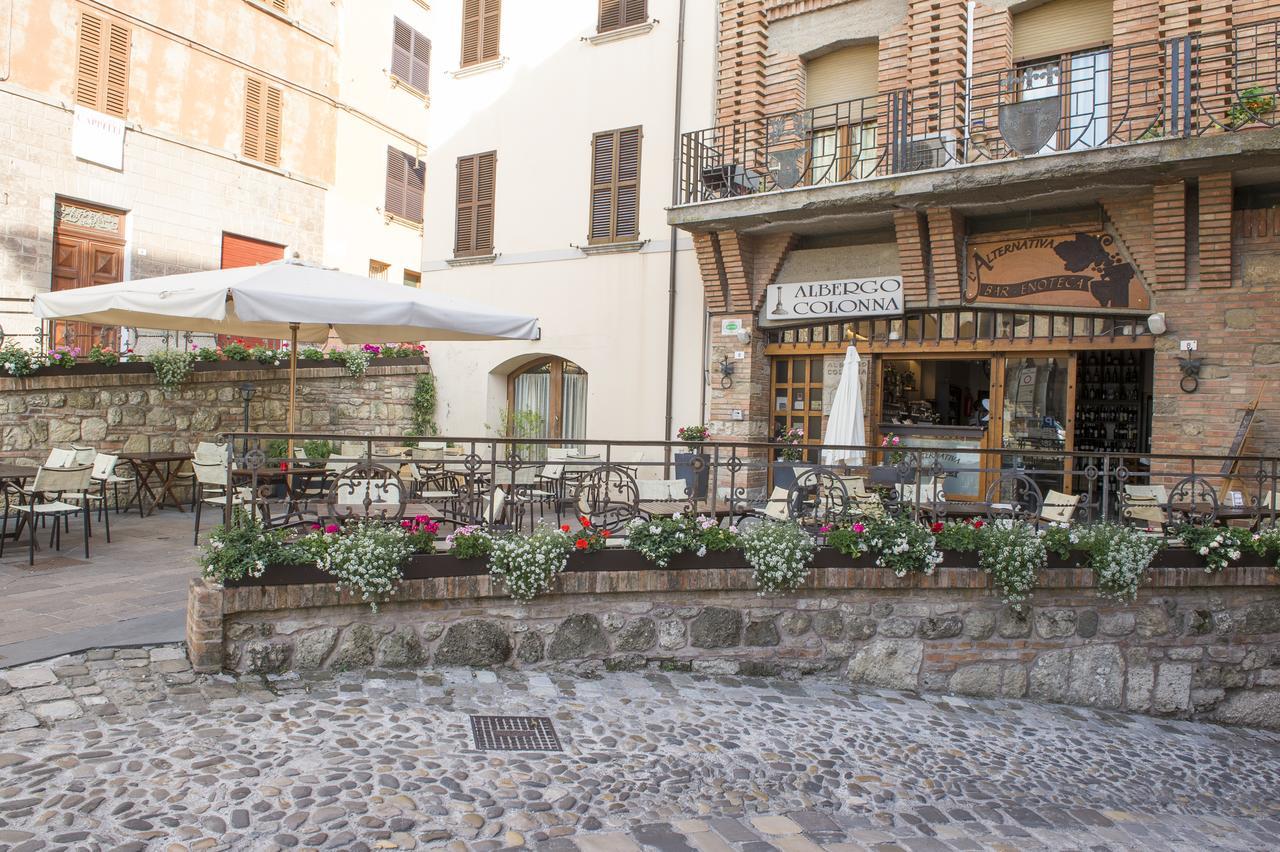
2,649,1279,850
0,511,197,666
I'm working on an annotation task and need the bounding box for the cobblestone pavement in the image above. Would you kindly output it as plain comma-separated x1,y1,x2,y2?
3,648,1280,851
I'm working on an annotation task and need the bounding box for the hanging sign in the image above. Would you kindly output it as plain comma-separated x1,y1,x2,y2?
965,231,1149,309
72,107,126,170
765,277,904,321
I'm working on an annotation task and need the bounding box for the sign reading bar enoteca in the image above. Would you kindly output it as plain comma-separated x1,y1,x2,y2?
965,231,1150,310
765,277,904,322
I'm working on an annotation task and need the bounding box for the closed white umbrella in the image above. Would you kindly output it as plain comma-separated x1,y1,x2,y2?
33,259,540,434
821,345,865,467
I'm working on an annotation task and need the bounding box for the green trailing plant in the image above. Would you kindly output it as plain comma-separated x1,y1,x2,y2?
977,521,1045,611
87,345,120,366
301,439,333,460
488,526,572,603
199,510,308,584
150,350,196,391
445,525,494,560
194,346,221,362
412,373,439,436
739,520,817,593
0,344,39,377
328,348,372,377
1075,523,1163,601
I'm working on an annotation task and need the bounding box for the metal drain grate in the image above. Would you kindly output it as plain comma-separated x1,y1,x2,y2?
470,715,562,751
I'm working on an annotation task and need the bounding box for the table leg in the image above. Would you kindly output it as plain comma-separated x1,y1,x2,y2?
157,461,188,513
128,461,161,517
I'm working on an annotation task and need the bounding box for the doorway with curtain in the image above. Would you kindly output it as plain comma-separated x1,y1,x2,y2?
507,357,588,459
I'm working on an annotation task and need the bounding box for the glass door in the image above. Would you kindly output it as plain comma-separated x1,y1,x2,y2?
997,355,1072,498
771,356,825,462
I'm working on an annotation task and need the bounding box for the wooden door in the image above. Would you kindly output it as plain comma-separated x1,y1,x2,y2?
51,199,126,350
219,232,284,347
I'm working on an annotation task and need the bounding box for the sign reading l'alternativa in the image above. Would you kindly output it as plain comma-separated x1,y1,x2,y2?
765,277,904,322
965,231,1149,310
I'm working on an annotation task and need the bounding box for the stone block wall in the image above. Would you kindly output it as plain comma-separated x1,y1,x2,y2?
191,561,1280,728
0,360,429,463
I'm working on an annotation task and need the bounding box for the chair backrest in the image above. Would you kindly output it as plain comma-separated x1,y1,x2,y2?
837,475,872,498
336,478,399,505
33,464,93,495
71,446,97,466
637,479,674,501
1125,484,1168,503
192,460,229,488
44,448,75,469
416,440,446,452
293,446,309,460
485,486,507,524
762,486,792,521
539,463,564,480
194,442,227,464
1040,489,1081,525
412,446,444,463
339,441,367,459
90,453,118,481
1123,484,1168,525
547,448,571,462
899,479,943,505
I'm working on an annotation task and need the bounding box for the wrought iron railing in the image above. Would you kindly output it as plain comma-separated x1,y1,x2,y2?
678,18,1280,204
222,432,1280,539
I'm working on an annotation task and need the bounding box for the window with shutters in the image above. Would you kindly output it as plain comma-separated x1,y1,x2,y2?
391,18,431,96
455,151,497,258
403,270,421,287
75,12,131,119
588,127,641,244
243,77,283,167
384,146,426,224
598,0,647,33
461,0,501,68
369,260,391,280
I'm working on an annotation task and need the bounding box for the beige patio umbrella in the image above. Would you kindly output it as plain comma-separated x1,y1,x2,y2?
33,259,540,436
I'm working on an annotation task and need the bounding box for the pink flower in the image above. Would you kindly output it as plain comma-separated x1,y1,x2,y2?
852,522,866,533
819,524,832,533
324,524,340,534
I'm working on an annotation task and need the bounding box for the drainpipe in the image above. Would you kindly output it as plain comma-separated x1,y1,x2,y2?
0,0,12,80
662,0,688,476
962,1,975,144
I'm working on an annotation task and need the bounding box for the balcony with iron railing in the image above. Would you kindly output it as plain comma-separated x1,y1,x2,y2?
676,19,1280,207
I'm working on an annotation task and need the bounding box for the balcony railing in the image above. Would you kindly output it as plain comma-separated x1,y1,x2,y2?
678,18,1280,204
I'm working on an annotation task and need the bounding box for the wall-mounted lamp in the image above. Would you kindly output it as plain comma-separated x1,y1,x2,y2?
1176,354,1203,393
719,355,735,389
1148,313,1168,335
735,328,752,345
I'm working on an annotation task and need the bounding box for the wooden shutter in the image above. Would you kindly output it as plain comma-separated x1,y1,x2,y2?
805,44,878,109
385,147,425,223
76,12,130,119
599,0,647,33
455,151,496,256
386,147,408,219
1012,0,1113,61
270,0,289,12
392,19,431,93
462,0,500,67
589,128,641,244
244,77,282,166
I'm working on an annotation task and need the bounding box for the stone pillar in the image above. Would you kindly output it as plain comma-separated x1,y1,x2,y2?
187,577,225,673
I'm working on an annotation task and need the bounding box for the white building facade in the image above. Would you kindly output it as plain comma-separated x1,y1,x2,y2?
420,0,715,452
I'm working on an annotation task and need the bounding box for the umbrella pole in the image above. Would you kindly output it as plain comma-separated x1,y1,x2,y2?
288,323,298,460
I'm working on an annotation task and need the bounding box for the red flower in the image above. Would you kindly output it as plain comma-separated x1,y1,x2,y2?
560,524,570,533
973,520,985,529
601,530,612,538
930,522,943,534
579,515,591,527
575,538,588,550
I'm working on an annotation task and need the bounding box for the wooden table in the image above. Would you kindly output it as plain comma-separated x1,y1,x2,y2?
118,451,193,516
0,464,38,541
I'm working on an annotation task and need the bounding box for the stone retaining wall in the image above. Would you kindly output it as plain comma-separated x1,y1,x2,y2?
188,560,1280,728
0,358,429,462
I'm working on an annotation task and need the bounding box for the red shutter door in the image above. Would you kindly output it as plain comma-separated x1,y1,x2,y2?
220,232,285,347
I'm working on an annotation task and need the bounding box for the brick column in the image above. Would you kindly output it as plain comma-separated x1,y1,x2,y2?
1198,172,1234,288
1152,180,1188,290
926,207,965,303
187,577,225,673
894,210,930,306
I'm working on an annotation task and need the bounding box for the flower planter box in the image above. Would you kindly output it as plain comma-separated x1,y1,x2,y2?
20,355,429,380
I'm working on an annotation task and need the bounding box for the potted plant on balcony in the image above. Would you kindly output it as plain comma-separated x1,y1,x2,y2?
772,424,805,491
675,424,710,500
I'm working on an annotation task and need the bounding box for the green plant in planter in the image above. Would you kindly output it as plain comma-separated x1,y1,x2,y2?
327,348,372,377
488,526,572,603
300,346,326,361
864,514,942,577
976,521,1045,611
445,525,494,560
1249,526,1280,568
1226,86,1276,128
221,341,252,361
626,515,698,567
399,515,440,554
250,345,283,366
311,521,413,611
739,520,816,593
1075,523,1162,601
1175,524,1250,573
826,522,869,558
199,509,308,584
933,519,984,552
265,439,289,461
0,344,39,377
86,345,119,366
194,346,221,362
150,350,196,391
45,345,80,368
301,439,333,460
694,515,738,553
676,423,709,450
